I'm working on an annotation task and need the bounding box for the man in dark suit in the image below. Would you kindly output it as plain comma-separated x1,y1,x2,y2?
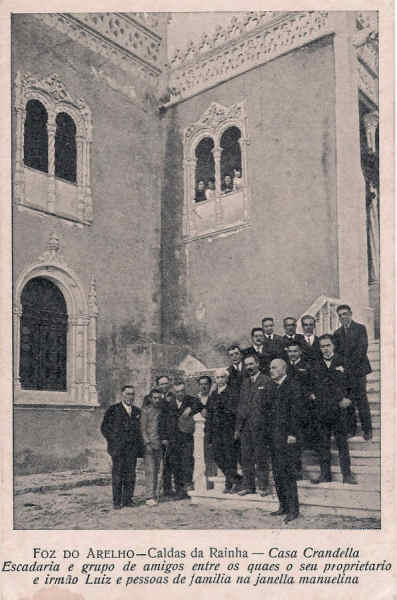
261,317,286,369
285,341,314,479
243,327,268,373
268,358,301,523
101,384,143,509
333,305,373,440
206,369,240,493
227,344,245,394
282,316,305,348
299,314,322,363
310,334,357,485
166,380,202,498
235,354,273,496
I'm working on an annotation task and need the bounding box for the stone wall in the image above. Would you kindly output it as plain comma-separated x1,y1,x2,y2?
12,15,165,407
161,36,339,365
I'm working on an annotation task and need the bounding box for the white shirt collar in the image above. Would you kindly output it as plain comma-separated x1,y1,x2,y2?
251,371,260,383
122,401,132,415
199,393,209,405
218,384,227,393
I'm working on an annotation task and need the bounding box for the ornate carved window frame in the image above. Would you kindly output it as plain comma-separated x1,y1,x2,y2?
14,72,93,225
183,101,250,242
14,233,99,408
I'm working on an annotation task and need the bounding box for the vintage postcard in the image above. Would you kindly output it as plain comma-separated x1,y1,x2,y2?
0,0,395,598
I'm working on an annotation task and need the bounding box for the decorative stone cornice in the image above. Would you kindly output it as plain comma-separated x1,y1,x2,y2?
168,11,331,103
74,13,163,69
34,13,164,86
168,11,288,69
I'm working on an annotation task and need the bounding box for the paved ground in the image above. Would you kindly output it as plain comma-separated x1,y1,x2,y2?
14,469,380,530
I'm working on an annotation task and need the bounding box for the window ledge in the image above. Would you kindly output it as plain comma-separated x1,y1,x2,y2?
184,221,250,243
17,202,91,227
14,389,99,409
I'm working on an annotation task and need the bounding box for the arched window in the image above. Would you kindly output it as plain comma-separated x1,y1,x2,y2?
24,99,48,173
55,112,77,183
15,72,93,223
195,137,215,202
220,126,241,192
20,277,67,391
183,101,249,240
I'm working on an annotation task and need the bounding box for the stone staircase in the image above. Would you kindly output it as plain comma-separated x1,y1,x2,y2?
189,339,380,520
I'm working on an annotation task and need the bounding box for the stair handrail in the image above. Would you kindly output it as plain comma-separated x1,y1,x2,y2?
297,295,342,336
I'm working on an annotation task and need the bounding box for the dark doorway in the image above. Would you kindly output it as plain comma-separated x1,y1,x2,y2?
20,277,67,391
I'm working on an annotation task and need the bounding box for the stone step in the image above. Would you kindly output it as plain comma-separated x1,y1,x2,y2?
367,371,380,382
303,450,379,468
301,457,379,474
367,380,380,392
369,359,380,370
340,435,379,449
300,467,380,486
190,486,380,519
211,470,380,491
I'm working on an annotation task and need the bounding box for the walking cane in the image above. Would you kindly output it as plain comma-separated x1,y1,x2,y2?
156,445,167,503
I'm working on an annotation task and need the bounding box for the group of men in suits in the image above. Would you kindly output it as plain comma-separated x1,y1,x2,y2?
101,304,372,522
217,305,372,522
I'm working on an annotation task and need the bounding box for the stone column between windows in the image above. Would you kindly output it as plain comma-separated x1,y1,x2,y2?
213,146,223,226
47,113,56,213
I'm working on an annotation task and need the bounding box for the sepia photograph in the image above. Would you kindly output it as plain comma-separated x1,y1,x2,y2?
11,10,381,531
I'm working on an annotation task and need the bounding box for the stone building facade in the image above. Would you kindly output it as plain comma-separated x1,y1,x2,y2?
11,11,379,473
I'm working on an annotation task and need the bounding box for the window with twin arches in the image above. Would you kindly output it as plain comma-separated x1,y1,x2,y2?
14,72,93,225
183,102,250,241
24,100,77,184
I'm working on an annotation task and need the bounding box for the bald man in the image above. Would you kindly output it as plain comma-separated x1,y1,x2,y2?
268,359,301,523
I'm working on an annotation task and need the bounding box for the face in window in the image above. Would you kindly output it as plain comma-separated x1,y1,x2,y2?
208,180,215,190
224,175,232,187
234,169,241,179
197,181,205,192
